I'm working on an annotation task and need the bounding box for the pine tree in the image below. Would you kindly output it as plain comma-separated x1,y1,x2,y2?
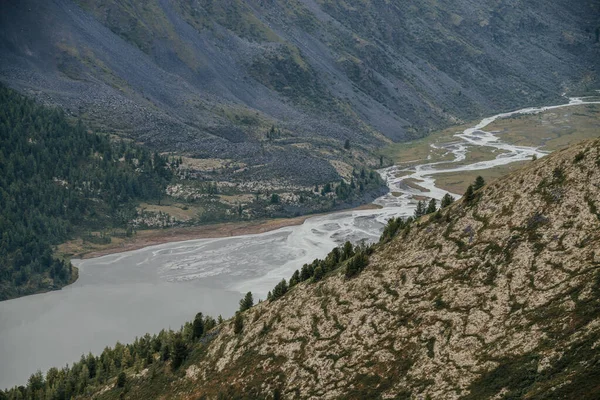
122,348,132,368
414,200,426,218
171,334,187,370
344,139,351,150
233,312,244,334
239,292,254,312
345,251,369,278
271,279,288,300
341,241,354,261
204,316,217,332
300,264,312,281
330,247,341,264
160,343,170,362
289,270,300,287
464,185,475,203
313,266,324,281
116,371,126,388
473,176,485,190
441,193,455,208
192,312,204,339
426,198,437,214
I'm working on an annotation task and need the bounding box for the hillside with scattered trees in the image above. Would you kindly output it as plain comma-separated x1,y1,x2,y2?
0,84,386,301
0,85,172,300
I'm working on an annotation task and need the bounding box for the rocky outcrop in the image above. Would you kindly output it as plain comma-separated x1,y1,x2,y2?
149,139,600,399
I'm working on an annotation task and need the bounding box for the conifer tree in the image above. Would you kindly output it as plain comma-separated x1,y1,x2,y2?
289,270,300,287
300,264,312,281
271,279,288,300
441,193,455,208
233,312,244,334
414,200,427,218
313,266,324,281
426,198,437,214
342,241,354,261
464,185,475,203
171,333,187,370
192,312,204,339
116,371,126,388
239,292,254,312
473,176,485,190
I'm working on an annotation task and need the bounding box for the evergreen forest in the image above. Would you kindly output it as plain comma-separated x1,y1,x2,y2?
0,85,172,300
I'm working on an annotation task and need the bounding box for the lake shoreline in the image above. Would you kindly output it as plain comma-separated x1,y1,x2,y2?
68,203,383,260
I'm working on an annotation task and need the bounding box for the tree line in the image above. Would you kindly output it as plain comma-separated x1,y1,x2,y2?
1,312,219,399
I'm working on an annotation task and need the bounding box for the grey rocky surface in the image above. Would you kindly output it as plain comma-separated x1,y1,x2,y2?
0,0,597,184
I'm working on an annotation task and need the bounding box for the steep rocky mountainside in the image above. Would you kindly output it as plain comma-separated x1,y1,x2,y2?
1,0,598,184
97,138,600,399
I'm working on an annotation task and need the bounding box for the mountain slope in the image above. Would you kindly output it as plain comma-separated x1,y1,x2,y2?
116,138,599,399
0,85,172,300
0,0,598,184
3,142,600,398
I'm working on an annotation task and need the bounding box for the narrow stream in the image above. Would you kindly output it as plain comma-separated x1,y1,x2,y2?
0,97,598,389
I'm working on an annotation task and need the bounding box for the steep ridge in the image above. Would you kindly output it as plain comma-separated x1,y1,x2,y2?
0,0,598,184
124,138,600,399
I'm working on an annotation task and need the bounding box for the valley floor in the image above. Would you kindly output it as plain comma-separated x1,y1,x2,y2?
381,101,600,194
60,101,600,263
58,204,382,260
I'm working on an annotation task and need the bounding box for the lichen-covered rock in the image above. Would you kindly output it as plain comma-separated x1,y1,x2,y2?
177,139,600,399
86,140,600,399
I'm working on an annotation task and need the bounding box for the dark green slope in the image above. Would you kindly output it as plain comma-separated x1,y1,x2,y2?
0,85,172,300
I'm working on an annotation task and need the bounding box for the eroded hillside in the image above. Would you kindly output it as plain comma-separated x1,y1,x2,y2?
1,0,598,185
109,138,600,399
